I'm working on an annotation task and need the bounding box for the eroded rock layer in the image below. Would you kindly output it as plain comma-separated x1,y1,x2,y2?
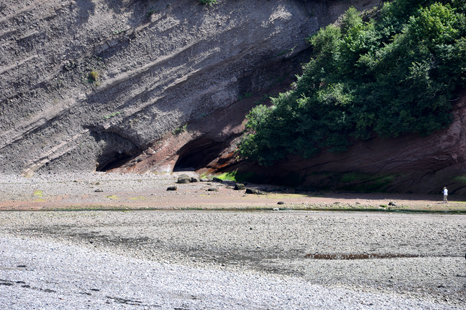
1,0,373,175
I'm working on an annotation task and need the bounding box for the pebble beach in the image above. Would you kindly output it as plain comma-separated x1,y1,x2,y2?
0,172,465,309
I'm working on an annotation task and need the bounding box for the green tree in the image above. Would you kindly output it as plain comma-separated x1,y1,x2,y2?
239,0,466,165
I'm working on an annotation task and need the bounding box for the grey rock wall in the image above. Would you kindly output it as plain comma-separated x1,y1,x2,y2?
0,0,377,175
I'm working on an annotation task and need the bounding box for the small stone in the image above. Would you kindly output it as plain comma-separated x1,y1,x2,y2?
167,186,177,191
277,201,285,205
273,208,279,211
388,201,397,206
212,177,223,183
191,177,199,183
95,189,103,192
207,188,218,192
234,183,245,190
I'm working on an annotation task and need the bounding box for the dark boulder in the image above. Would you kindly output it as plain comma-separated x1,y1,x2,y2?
177,174,191,184
245,188,264,195
234,183,245,190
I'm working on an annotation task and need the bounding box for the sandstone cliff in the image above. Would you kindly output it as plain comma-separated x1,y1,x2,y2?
11,0,464,195
1,0,375,175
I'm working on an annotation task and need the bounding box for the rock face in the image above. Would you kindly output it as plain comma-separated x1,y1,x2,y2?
0,0,378,175
227,89,466,195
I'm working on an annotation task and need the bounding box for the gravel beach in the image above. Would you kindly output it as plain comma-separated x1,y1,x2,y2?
0,173,465,309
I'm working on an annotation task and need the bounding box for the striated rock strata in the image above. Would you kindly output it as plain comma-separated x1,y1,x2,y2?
0,0,377,175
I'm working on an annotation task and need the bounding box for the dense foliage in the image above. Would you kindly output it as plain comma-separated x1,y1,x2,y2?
239,0,466,166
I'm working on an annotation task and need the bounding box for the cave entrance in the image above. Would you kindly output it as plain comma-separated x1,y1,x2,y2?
173,137,227,172
96,152,134,172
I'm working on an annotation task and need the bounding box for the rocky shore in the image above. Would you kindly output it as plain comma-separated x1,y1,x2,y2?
0,172,465,309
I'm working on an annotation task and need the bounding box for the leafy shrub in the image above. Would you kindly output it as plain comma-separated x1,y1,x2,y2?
172,124,187,135
88,70,99,82
199,0,217,5
239,0,466,166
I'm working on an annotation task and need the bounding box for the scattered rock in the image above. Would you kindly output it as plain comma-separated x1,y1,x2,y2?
191,177,199,183
234,183,245,190
95,189,103,192
167,186,177,191
245,188,264,195
277,201,285,205
273,208,280,211
177,174,191,184
207,188,218,192
388,201,397,206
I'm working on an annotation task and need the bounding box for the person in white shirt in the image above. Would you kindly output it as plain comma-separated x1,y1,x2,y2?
443,187,448,203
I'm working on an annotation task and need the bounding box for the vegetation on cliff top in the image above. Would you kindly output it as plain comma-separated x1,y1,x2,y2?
239,0,466,166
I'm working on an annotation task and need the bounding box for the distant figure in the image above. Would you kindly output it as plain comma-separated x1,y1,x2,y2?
443,187,448,203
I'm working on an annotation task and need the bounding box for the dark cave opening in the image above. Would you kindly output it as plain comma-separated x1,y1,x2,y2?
96,151,134,172
173,137,228,172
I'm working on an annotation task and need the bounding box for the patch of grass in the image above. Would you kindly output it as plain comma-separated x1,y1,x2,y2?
341,172,372,183
215,171,256,183
199,0,217,5
454,175,466,183
129,196,146,200
146,9,159,18
276,48,295,56
105,195,118,200
238,92,253,100
103,111,121,120
88,70,99,82
172,124,187,135
345,174,398,192
216,172,237,181
33,190,43,197
199,172,209,179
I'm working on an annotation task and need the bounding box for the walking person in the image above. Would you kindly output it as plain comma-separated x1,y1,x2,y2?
443,187,448,203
